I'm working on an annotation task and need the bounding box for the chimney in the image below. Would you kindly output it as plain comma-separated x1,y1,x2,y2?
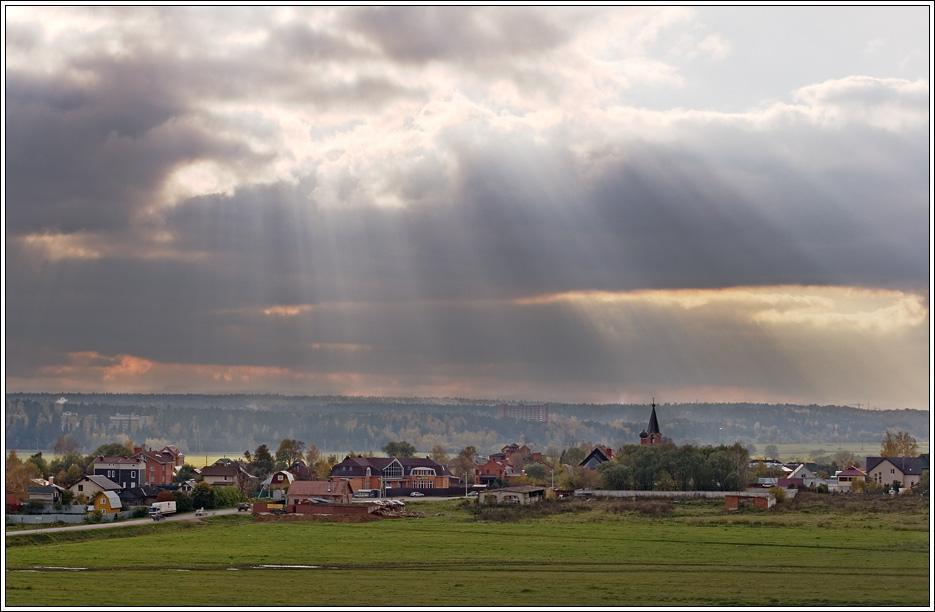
48,476,54,485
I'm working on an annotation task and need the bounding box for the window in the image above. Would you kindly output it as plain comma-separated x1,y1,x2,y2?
383,463,403,479
78,485,83,492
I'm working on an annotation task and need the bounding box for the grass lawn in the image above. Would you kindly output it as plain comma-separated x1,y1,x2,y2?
5,494,929,606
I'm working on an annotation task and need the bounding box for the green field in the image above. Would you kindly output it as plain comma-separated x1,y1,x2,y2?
766,442,929,461
5,494,929,606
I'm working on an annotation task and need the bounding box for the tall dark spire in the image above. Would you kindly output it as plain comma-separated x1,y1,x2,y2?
647,398,660,435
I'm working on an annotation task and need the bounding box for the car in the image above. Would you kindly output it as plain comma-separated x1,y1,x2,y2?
195,507,206,517
237,503,251,512
465,491,479,498
409,492,425,497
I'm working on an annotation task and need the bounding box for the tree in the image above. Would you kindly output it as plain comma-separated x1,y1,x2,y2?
382,441,416,458
174,464,198,483
430,445,449,464
523,463,548,483
89,442,134,460
313,456,338,480
275,439,306,468
27,452,49,478
251,444,275,477
6,451,40,500
192,482,215,509
53,434,80,455
449,446,477,481
559,447,587,466
881,431,919,457
304,444,321,466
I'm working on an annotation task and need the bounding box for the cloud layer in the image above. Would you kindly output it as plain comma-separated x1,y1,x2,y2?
5,6,930,408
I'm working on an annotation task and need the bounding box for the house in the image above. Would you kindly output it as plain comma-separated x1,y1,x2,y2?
474,458,515,485
478,486,546,505
865,455,929,492
69,475,122,501
787,464,818,481
579,447,614,470
159,445,186,469
288,460,314,481
286,480,354,505
638,399,663,445
268,470,295,491
201,462,258,491
178,479,197,493
27,485,65,505
134,447,176,486
117,486,158,508
835,466,866,490
92,455,146,489
90,490,123,514
330,455,456,492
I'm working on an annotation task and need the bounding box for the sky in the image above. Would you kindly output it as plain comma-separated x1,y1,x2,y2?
4,5,931,409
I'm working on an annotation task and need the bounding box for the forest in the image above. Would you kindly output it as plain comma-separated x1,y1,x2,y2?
5,393,928,455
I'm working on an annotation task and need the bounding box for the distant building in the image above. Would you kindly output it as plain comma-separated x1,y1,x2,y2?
498,404,550,423
70,475,122,501
579,447,614,470
478,486,547,505
201,462,258,490
90,490,122,515
639,400,663,446
865,455,929,492
92,456,146,490
287,480,354,505
330,456,456,492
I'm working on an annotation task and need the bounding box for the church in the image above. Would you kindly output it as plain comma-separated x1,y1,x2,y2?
638,399,663,446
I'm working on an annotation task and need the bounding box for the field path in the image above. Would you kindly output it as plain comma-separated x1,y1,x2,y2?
5,508,239,537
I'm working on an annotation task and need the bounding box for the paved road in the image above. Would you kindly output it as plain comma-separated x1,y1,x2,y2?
6,508,240,537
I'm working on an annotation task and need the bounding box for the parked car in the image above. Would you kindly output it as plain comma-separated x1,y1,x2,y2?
409,492,425,497
237,502,251,512
466,491,479,498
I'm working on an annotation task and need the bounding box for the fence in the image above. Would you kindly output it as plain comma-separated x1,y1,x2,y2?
7,509,138,525
575,489,796,500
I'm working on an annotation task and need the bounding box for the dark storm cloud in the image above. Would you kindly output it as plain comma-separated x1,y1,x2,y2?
5,65,260,235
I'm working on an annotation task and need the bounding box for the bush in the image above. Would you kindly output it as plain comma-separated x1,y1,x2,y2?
768,486,786,503
131,507,149,518
816,484,829,494
85,510,104,524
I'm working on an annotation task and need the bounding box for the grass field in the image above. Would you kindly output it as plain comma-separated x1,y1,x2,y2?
5,494,929,606
766,442,930,461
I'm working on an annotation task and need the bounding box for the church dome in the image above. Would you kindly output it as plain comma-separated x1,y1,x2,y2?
639,430,648,438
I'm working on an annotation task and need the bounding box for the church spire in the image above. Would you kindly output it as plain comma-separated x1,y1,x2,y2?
647,398,660,436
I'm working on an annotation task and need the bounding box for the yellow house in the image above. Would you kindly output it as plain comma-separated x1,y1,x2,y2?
90,491,123,515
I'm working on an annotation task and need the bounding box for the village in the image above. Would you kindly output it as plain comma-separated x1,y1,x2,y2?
6,403,928,527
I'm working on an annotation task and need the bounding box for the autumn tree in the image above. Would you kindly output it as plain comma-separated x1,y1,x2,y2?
881,431,919,457
6,451,40,500
430,445,449,464
304,444,321,466
449,446,477,480
275,439,306,467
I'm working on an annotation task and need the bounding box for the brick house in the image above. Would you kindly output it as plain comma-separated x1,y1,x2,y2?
287,480,354,505
330,456,456,492
835,466,867,490
474,458,515,485
134,448,176,486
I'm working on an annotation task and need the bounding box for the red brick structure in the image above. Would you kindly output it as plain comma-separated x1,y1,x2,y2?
287,480,354,505
330,456,456,492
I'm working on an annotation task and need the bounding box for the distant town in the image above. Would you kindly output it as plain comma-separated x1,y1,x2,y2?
7,399,928,525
